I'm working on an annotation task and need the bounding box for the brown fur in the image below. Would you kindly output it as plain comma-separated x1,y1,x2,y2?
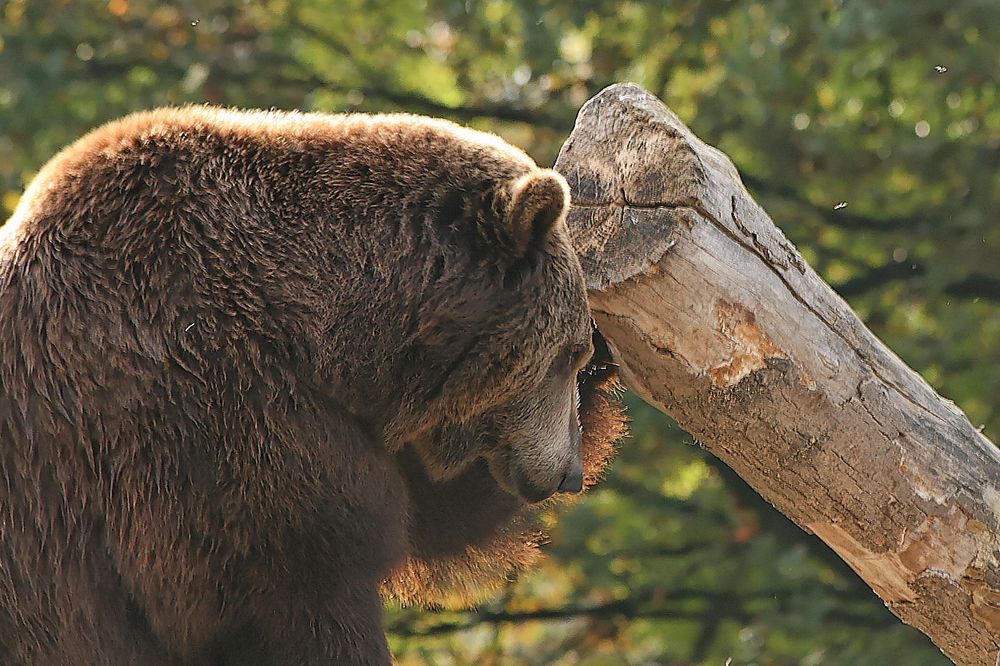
385,325,625,607
0,107,626,664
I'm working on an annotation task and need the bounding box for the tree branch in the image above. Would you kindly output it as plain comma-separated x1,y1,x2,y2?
946,274,1000,302
742,174,926,232
388,591,897,638
832,262,926,298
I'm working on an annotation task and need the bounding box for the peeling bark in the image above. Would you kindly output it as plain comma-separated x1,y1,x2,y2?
555,83,1000,666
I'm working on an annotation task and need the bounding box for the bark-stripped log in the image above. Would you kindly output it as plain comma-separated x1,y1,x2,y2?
555,83,1000,666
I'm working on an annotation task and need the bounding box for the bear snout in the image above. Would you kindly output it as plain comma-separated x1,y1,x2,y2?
507,452,584,503
554,456,584,494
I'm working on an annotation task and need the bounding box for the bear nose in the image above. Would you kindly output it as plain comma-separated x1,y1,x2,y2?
555,456,584,494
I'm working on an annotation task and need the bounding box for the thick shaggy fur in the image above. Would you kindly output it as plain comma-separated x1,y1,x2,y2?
386,326,624,606
0,108,625,665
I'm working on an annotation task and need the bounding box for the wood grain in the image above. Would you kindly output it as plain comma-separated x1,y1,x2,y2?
555,83,1000,666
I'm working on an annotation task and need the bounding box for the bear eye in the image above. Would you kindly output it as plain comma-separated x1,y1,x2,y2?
554,341,593,375
569,342,593,369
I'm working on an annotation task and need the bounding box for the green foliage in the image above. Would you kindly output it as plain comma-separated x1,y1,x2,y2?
5,1,996,662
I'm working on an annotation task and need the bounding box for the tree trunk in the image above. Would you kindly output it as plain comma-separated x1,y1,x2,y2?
555,83,1000,666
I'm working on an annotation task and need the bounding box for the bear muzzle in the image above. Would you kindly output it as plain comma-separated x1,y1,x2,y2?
554,456,584,494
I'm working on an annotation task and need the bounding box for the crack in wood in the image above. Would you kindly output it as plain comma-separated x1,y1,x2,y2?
729,195,789,270
569,199,691,210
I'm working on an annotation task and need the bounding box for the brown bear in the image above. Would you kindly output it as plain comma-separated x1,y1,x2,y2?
0,107,625,665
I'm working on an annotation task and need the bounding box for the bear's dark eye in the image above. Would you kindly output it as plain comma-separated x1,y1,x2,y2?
551,344,582,375
562,341,593,372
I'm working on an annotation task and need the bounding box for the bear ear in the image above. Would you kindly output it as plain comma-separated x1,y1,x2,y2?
505,169,570,256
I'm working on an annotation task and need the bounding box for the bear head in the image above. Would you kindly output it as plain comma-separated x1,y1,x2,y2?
397,168,595,503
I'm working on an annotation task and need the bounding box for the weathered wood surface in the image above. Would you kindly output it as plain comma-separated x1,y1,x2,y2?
555,83,1000,666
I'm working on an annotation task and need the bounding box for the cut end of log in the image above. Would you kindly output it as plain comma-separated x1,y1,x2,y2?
555,84,707,290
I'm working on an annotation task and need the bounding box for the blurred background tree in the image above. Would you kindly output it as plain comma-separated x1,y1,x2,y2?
3,1,997,663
